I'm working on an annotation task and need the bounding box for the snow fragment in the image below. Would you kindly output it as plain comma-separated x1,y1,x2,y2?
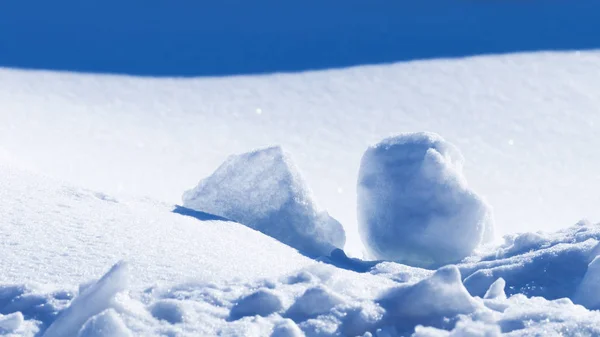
271,319,305,337
77,309,132,337
573,255,600,309
483,278,507,300
285,285,345,322
150,299,187,324
357,132,494,267
380,265,480,331
183,146,345,257
0,312,24,333
43,261,129,337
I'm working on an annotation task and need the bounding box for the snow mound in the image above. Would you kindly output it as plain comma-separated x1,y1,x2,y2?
183,146,345,257
483,278,506,300
230,288,284,320
379,265,481,332
285,285,345,322
460,221,600,301
0,312,24,333
271,319,305,337
357,132,494,267
150,300,187,324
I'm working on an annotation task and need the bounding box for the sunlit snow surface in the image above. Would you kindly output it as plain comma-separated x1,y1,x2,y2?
3,51,600,336
3,160,600,336
2,51,600,254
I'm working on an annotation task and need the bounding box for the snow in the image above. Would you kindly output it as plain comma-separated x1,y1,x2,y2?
77,309,131,337
357,132,494,267
42,262,129,337
3,51,600,255
271,319,305,337
2,20,600,335
183,146,345,257
229,289,284,320
573,256,600,310
5,159,600,336
0,312,24,333
483,278,507,300
0,161,313,287
380,266,481,333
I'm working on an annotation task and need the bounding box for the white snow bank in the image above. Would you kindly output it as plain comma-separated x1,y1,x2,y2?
0,161,313,287
43,261,129,337
357,132,494,267
183,146,345,257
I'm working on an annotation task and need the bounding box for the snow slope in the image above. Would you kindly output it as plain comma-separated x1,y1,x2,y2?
2,51,600,254
0,160,313,287
4,159,600,336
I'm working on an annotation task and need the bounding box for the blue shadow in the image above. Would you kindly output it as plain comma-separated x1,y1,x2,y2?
172,205,231,222
318,249,380,273
1,0,599,77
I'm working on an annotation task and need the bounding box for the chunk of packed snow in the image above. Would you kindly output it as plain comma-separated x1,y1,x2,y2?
43,261,129,337
150,299,187,324
285,285,345,322
230,288,284,320
483,278,506,300
573,256,600,309
271,319,305,337
183,146,345,257
77,309,132,337
357,132,494,267
0,312,24,333
379,265,481,332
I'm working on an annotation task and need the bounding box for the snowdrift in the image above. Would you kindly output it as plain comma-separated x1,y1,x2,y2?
183,146,345,257
6,221,600,336
357,133,494,267
3,161,600,336
4,51,600,255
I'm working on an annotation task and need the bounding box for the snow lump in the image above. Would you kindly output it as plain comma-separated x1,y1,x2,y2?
357,132,494,268
183,146,345,257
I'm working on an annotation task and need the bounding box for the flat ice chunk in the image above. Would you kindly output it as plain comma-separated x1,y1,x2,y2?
183,146,345,257
357,132,494,267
